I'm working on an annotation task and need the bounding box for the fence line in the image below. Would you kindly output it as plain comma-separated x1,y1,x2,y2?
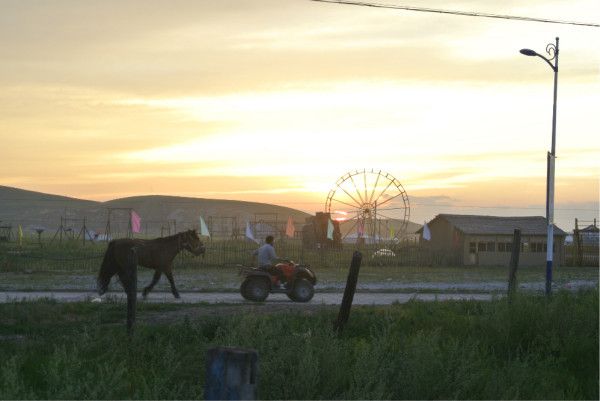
1,238,442,271
1,237,597,272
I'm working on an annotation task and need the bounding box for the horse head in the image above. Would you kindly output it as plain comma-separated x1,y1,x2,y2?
182,229,205,256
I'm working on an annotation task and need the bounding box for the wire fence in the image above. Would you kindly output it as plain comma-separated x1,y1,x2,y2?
565,244,599,267
1,236,597,273
0,237,448,273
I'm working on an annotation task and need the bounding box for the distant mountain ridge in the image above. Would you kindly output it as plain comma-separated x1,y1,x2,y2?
0,186,421,239
0,185,310,236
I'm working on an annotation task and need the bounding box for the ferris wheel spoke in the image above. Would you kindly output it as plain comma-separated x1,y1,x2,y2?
342,218,359,239
337,186,364,209
372,179,395,206
368,171,381,204
373,181,393,204
330,197,361,210
348,174,366,205
363,170,368,205
376,206,407,212
377,193,403,208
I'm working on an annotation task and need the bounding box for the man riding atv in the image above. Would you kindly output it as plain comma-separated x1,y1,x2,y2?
253,235,286,286
240,235,317,302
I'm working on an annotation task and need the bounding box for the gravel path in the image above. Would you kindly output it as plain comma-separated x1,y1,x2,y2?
0,290,499,305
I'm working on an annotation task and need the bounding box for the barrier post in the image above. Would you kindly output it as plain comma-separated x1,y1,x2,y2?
334,251,362,334
507,229,521,299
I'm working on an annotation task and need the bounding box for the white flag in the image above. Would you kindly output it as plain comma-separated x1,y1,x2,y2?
423,221,431,241
327,219,334,240
199,216,210,237
245,221,258,243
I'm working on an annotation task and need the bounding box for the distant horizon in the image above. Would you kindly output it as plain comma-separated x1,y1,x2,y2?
2,183,595,232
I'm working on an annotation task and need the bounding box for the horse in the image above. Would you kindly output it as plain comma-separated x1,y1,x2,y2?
97,229,205,333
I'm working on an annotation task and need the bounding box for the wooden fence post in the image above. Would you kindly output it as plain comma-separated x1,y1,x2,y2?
507,229,521,298
334,251,362,334
205,347,258,400
125,247,138,335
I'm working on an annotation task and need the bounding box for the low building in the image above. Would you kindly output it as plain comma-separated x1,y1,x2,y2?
578,222,599,246
417,214,567,267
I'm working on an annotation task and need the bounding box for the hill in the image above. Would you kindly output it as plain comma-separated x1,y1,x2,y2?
0,186,310,238
0,186,98,232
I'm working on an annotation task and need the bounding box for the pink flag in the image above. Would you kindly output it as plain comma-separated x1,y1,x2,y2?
285,216,295,238
131,210,141,233
357,219,364,237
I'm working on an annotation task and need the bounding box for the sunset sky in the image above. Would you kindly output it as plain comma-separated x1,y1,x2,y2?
1,0,598,230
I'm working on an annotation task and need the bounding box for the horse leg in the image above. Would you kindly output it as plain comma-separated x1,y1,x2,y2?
97,241,117,295
97,275,111,296
165,269,180,299
118,251,138,335
142,270,162,299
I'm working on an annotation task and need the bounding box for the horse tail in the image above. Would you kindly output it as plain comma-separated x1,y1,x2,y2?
97,240,117,295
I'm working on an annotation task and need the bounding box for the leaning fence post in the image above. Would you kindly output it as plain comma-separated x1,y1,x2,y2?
205,347,258,400
507,229,521,298
334,251,362,334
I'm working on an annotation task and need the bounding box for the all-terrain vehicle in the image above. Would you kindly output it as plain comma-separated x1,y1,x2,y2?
239,260,317,302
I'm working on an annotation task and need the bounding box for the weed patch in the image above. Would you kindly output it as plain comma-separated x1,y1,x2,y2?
0,290,597,399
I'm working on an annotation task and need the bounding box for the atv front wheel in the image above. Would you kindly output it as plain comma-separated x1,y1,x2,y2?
290,279,314,302
241,277,270,302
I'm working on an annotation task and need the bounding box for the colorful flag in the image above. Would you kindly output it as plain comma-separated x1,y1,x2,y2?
327,219,334,240
389,225,395,239
423,221,431,241
199,216,210,237
245,221,258,243
18,224,23,246
131,211,141,233
285,216,295,238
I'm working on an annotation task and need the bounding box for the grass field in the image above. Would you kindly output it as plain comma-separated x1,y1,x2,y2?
0,290,597,400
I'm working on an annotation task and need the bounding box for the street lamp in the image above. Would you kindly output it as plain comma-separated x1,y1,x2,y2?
520,37,559,296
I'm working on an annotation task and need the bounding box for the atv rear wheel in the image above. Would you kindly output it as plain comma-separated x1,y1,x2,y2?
290,278,314,302
241,277,270,302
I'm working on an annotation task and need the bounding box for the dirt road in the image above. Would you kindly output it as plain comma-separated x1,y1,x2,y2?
0,290,498,305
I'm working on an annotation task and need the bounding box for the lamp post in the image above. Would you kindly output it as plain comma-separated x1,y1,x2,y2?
520,37,559,296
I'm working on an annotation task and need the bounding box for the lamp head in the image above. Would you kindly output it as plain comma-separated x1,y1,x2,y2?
520,49,537,57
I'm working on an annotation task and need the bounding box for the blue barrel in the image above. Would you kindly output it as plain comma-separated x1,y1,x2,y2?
204,347,258,400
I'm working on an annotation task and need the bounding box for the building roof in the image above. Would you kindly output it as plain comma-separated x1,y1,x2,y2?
424,214,567,236
581,224,599,233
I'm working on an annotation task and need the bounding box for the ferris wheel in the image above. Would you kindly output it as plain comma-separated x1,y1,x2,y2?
325,169,410,244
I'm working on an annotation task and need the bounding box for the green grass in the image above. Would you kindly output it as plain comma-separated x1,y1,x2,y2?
0,290,597,399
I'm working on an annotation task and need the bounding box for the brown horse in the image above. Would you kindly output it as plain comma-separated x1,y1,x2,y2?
97,229,205,333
